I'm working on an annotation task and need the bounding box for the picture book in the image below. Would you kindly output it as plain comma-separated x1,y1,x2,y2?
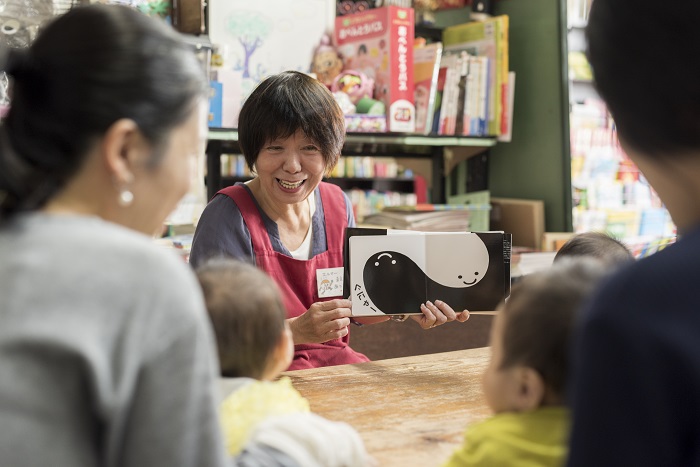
437,52,461,135
413,42,442,134
443,15,509,136
462,55,476,135
498,71,516,142
343,228,512,316
454,51,469,137
467,55,490,136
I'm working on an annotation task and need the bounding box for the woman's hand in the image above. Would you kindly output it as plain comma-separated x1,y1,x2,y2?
410,300,470,330
288,299,353,344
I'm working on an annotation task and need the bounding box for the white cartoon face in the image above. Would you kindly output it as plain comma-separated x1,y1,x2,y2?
424,233,490,288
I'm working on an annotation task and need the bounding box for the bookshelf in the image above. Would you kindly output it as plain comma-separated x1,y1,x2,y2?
206,128,496,203
564,2,674,241
409,2,576,232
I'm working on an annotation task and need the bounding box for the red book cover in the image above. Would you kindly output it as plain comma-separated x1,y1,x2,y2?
336,6,416,132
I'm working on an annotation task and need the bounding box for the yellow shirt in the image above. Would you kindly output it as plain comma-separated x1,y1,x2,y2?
219,377,310,455
443,407,570,467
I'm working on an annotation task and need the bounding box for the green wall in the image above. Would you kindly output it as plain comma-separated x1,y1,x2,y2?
430,1,573,232
489,0,572,232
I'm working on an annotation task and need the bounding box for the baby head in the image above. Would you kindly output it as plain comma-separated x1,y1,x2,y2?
196,258,293,380
483,258,608,413
554,231,634,267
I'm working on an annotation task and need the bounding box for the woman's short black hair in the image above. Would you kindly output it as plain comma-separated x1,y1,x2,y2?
0,4,207,221
586,0,700,156
237,71,345,174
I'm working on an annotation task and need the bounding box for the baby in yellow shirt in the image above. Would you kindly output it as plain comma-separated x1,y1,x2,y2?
443,258,609,467
196,259,371,466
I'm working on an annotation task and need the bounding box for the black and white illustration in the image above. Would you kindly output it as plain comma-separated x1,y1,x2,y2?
347,229,511,316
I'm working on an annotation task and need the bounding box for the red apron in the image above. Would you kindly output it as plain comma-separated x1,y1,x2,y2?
218,182,369,370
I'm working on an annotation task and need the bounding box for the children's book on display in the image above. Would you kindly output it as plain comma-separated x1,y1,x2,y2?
343,228,511,316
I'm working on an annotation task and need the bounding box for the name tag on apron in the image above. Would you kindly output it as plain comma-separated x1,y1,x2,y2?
316,267,344,298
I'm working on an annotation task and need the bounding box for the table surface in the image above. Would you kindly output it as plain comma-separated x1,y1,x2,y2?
280,347,492,467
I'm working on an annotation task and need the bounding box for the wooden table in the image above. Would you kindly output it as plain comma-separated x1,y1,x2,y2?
281,347,492,467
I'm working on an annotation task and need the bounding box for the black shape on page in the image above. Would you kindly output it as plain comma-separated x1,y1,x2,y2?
363,250,506,314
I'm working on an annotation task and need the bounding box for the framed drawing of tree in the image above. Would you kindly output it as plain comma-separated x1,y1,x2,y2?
208,0,335,125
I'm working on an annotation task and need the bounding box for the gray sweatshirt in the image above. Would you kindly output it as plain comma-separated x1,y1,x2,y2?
0,213,230,467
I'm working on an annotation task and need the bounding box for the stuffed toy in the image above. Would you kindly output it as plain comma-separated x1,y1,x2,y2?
311,34,344,88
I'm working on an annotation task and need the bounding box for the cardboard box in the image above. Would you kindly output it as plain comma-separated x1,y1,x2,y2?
490,197,545,250
541,232,575,252
344,228,511,315
335,6,416,132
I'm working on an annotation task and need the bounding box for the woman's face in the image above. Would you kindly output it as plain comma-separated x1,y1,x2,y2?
254,129,326,207
131,98,208,235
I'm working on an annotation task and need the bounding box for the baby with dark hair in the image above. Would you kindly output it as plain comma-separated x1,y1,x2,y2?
554,231,634,267
196,258,372,467
443,258,609,467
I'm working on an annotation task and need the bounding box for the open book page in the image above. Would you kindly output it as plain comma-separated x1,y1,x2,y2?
347,229,512,315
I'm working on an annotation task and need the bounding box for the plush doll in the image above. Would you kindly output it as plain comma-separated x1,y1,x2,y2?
311,34,344,88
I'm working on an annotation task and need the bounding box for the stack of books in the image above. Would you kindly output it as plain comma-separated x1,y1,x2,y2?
361,204,473,231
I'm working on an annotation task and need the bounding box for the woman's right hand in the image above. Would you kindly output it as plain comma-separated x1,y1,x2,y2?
288,299,353,344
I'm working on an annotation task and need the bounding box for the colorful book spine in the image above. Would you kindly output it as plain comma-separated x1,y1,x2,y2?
413,42,443,135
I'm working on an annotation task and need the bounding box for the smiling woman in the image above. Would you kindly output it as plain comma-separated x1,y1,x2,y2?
190,71,470,371
190,72,367,370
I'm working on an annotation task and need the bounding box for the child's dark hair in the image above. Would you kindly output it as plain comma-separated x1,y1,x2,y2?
196,258,287,379
554,231,634,266
237,71,345,175
499,258,608,399
0,4,206,222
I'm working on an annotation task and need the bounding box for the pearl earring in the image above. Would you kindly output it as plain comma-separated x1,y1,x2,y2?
118,188,134,207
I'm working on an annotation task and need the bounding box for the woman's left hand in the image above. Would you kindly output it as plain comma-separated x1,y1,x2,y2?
410,300,470,330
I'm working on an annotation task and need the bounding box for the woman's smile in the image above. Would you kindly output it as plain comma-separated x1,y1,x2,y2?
277,178,307,191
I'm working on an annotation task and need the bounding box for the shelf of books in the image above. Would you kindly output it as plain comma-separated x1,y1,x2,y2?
217,153,419,222
567,0,676,256
413,15,514,141
206,129,497,204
